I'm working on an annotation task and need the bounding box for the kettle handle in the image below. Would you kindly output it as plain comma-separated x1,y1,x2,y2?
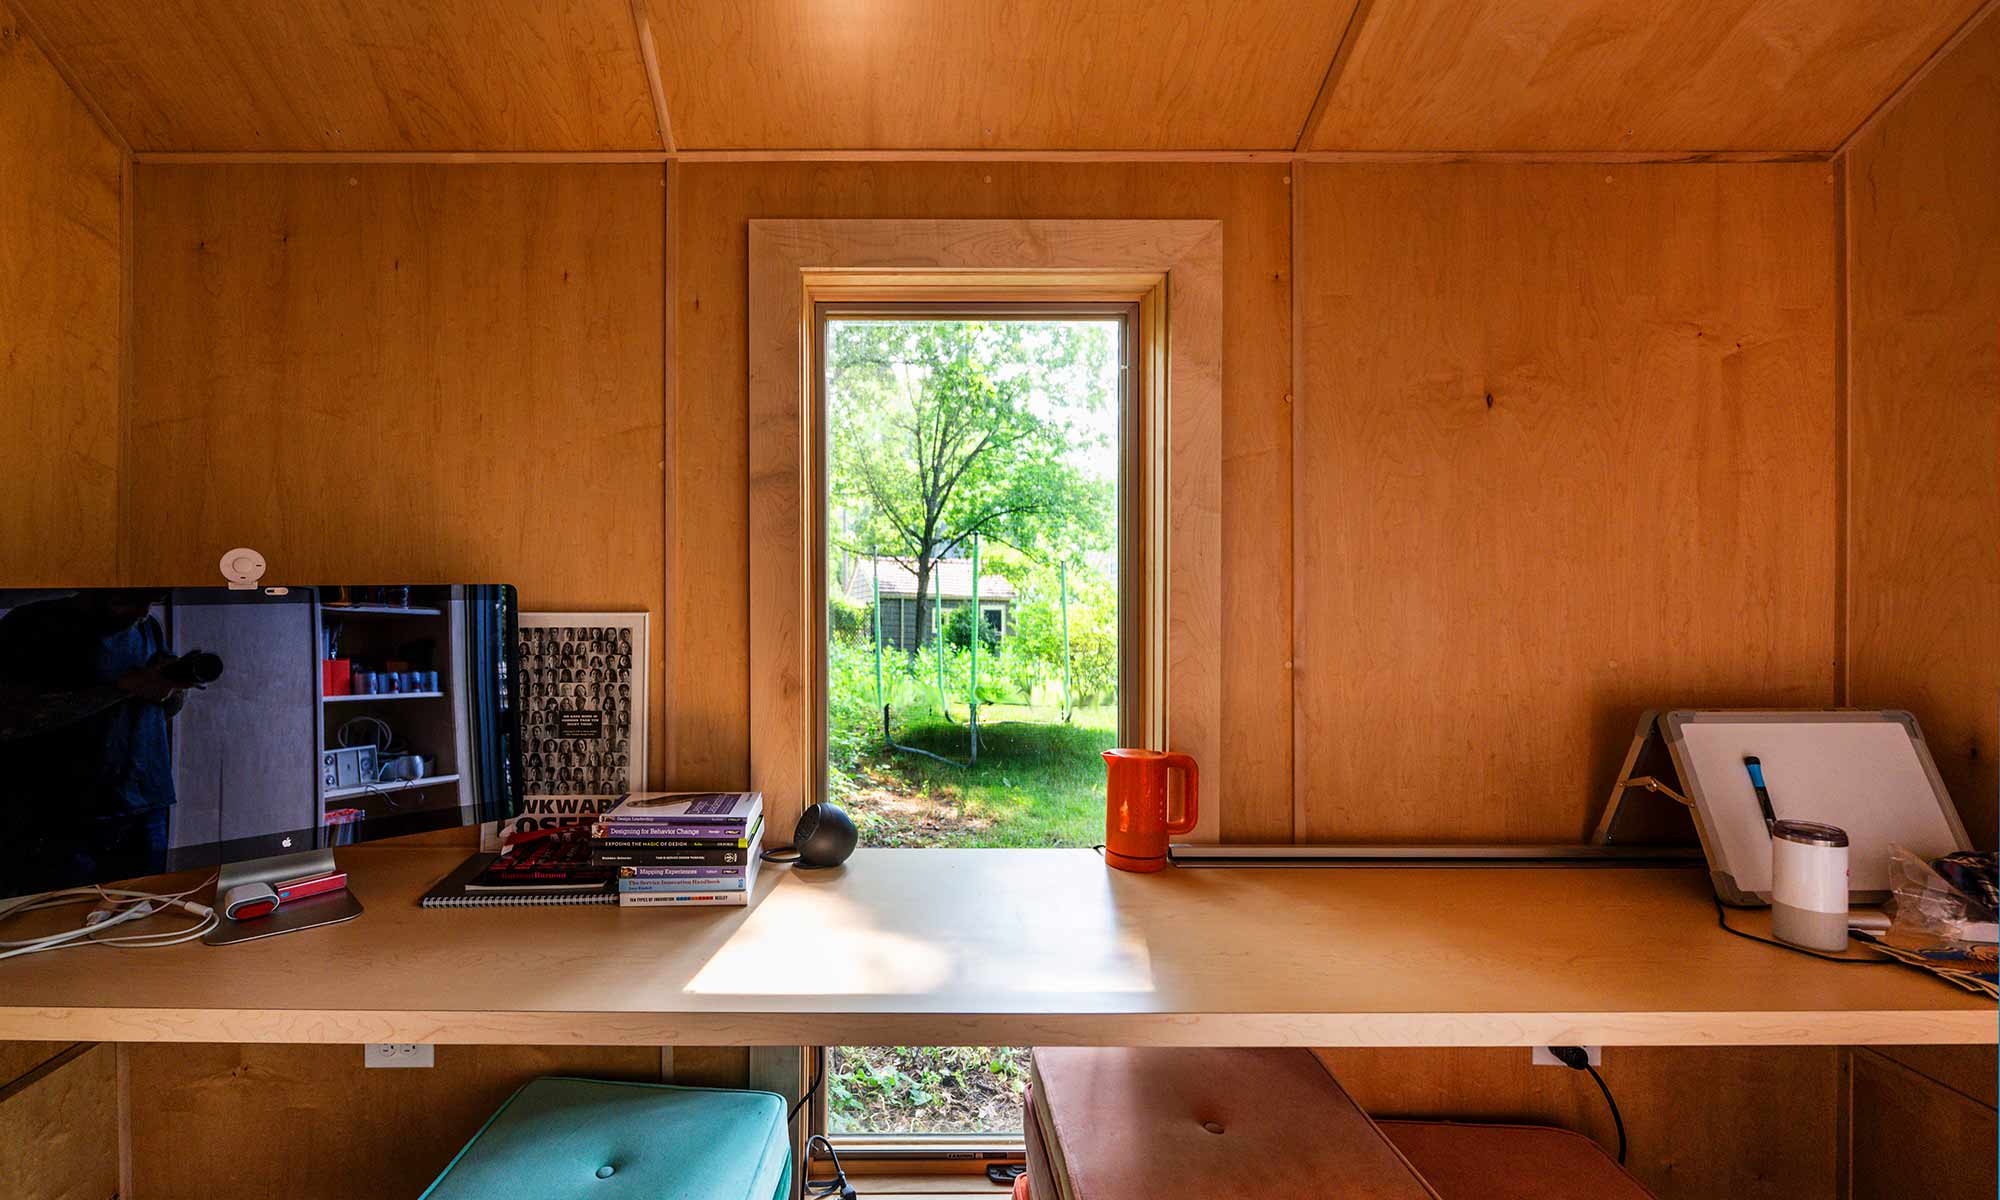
1162,753,1200,836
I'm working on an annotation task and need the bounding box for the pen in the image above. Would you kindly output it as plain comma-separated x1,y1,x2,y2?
1743,755,1777,831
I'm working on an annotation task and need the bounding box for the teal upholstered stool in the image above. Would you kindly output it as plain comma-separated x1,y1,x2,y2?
422,1077,793,1200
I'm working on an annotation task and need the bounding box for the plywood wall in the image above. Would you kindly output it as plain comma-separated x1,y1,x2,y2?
128,163,669,788
123,1043,664,1199
1322,1047,1842,1200
1295,162,1839,842
1845,10,2000,849
670,163,1296,840
0,4,123,587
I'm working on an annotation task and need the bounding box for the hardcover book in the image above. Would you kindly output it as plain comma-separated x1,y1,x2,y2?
599,791,762,826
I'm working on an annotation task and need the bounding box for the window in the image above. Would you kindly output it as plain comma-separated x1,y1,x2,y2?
746,217,1223,1168
818,307,1128,1145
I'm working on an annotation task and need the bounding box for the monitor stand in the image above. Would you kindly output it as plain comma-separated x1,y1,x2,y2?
203,847,363,946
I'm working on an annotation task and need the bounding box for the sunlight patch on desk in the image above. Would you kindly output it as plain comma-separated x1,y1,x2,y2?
684,877,1155,997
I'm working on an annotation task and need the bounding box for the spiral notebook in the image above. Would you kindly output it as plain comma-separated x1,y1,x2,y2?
420,853,618,907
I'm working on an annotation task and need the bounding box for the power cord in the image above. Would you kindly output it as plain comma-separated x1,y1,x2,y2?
0,876,218,960
1547,1047,1626,1165
788,1056,858,1198
1712,896,1895,965
803,1135,856,1200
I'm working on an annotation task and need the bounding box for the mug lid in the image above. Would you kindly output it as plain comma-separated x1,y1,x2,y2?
1771,819,1848,847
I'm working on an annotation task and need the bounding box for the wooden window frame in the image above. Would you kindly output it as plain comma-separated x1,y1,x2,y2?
749,219,1222,843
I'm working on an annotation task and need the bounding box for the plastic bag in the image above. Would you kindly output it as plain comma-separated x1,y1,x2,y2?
1885,846,1998,947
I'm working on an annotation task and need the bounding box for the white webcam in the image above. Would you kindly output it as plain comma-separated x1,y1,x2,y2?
219,547,267,590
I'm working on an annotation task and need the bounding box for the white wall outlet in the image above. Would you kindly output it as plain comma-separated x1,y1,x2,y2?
364,1043,434,1069
1532,1046,1603,1067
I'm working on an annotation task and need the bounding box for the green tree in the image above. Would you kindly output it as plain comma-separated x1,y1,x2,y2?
829,320,1113,652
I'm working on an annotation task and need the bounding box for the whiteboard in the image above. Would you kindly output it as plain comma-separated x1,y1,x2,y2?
1663,711,1969,902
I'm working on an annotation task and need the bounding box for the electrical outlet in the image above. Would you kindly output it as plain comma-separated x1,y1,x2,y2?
364,1043,434,1069
1532,1045,1602,1067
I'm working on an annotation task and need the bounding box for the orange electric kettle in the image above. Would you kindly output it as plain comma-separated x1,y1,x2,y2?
1101,748,1199,872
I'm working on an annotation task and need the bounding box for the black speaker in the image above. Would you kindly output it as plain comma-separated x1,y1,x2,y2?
789,802,857,868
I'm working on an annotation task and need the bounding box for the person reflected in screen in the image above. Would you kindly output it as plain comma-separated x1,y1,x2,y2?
0,590,202,894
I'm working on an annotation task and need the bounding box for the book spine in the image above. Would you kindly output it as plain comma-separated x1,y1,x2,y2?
617,891,750,907
591,836,755,850
590,824,750,839
618,867,743,878
590,849,753,866
617,878,747,893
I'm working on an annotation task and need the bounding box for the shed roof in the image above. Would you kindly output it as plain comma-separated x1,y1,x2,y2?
843,557,1017,606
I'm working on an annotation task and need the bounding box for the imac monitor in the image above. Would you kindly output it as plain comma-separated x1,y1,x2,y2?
0,584,523,935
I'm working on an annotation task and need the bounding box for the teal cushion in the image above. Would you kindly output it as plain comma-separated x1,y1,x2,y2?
421,1077,792,1200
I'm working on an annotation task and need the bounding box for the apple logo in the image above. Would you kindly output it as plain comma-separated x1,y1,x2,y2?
281,836,293,848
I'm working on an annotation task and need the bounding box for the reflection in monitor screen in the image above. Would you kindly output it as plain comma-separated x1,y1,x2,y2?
0,585,522,901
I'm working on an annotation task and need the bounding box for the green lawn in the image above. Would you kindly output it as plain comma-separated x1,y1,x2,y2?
835,703,1114,849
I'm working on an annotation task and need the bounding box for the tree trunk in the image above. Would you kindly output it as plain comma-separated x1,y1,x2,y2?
911,553,933,655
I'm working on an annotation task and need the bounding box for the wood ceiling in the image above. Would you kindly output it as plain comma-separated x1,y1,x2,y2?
7,0,1992,154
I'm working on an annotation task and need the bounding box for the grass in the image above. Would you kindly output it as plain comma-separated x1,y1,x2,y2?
827,1044,1029,1135
837,703,1115,849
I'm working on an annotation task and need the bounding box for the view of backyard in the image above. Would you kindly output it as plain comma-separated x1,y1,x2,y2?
823,315,1121,1137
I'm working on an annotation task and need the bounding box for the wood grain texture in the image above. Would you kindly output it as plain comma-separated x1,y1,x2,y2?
128,164,667,787
1848,1047,1998,1200
10,0,659,152
1294,163,1839,842
1866,1044,1998,1109
0,848,1990,1047
124,1043,662,1200
1307,0,1989,153
655,0,1356,151
1844,11,2000,848
672,163,1294,840
1322,1047,1841,1200
0,1042,70,1091
0,1043,118,1200
0,5,123,588
745,220,1220,841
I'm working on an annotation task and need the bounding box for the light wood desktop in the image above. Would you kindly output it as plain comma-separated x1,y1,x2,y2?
0,848,1990,1047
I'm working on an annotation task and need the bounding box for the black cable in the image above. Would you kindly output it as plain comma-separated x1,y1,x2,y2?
1583,1064,1626,1166
1712,895,1894,965
1547,1047,1626,1165
804,1134,856,1200
789,1052,823,1123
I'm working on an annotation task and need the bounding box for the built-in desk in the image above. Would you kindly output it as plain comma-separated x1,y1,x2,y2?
0,847,1991,1047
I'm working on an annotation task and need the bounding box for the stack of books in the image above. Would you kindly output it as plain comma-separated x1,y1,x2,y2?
588,792,765,907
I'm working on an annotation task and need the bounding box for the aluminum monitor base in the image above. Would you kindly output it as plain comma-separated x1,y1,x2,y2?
203,847,363,945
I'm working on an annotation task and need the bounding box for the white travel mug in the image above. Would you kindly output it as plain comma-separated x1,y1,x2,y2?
1770,820,1850,952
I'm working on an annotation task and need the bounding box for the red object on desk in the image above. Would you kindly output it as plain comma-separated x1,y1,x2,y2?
1101,748,1199,873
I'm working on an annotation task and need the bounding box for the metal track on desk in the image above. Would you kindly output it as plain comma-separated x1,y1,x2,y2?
1167,843,1707,868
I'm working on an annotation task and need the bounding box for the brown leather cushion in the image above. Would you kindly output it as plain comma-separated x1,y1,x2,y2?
1027,1048,1437,1199
1378,1121,1656,1200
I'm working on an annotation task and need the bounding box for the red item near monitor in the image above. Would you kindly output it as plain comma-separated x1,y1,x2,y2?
322,658,352,696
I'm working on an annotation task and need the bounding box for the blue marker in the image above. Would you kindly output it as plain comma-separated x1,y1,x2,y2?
1743,756,1778,831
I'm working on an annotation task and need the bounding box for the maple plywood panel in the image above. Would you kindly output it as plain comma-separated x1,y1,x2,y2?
0,1044,118,1200
1308,0,1989,152
1295,163,1838,842
125,1043,663,1200
671,163,1293,839
1323,1047,1841,1200
655,1,1355,150
0,6,122,587
11,0,659,152
1849,1048,1999,1200
1845,12,2000,848
128,164,666,786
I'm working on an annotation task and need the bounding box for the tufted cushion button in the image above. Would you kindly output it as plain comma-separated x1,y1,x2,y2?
596,1165,615,1179
1202,1121,1225,1135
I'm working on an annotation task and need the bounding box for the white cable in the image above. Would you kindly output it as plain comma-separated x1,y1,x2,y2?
0,875,218,960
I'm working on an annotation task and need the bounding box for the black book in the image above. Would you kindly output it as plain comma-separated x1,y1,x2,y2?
589,844,756,867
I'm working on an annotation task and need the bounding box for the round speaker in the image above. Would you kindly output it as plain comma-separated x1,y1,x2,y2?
791,802,857,868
